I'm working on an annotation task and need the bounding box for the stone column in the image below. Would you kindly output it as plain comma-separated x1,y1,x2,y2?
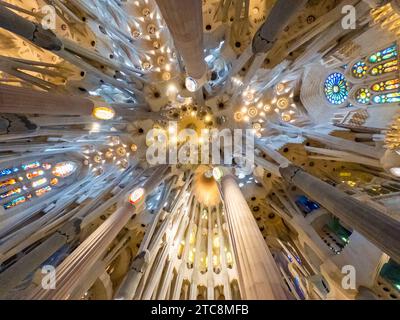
28,202,137,300
252,0,308,54
280,165,400,263
219,174,287,300
155,0,207,81
0,85,94,116
0,4,62,51
115,174,185,300
0,219,81,298
26,167,168,300
303,130,382,159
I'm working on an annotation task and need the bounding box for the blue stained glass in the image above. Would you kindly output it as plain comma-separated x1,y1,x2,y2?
352,61,368,78
0,167,19,178
324,72,349,105
368,44,398,63
373,92,400,104
295,195,320,214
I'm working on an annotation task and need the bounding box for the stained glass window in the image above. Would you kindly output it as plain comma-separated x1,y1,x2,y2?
35,186,52,197
26,170,44,180
42,163,52,170
373,92,400,104
356,88,371,104
370,60,398,76
0,167,19,178
3,196,27,210
352,61,368,79
0,159,78,207
0,187,21,200
324,72,349,105
371,79,400,92
52,162,77,178
22,161,40,171
0,178,16,189
368,44,397,64
379,259,400,291
32,178,47,188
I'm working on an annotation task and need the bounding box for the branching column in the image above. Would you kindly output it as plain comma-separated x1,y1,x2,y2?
28,166,168,299
219,174,287,300
280,165,400,263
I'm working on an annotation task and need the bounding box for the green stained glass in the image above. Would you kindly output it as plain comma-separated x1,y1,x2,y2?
380,259,400,292
368,44,398,64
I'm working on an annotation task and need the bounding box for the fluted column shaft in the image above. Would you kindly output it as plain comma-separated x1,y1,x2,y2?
0,218,82,299
156,0,206,80
280,165,400,263
220,174,287,300
28,203,136,299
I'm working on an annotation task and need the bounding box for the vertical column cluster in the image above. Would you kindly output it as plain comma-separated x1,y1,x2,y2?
219,174,287,299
